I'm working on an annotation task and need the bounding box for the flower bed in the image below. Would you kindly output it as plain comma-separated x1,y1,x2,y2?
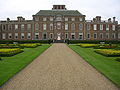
95,49,120,57
0,48,23,57
77,44,99,48
19,43,41,48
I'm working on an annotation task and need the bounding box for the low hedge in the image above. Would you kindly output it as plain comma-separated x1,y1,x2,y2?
77,44,99,48
0,40,50,44
95,49,120,57
0,48,23,57
0,43,42,48
19,44,40,48
94,44,118,49
0,44,19,48
68,40,120,44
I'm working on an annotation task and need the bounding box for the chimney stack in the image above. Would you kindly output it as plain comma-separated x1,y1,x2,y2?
108,18,111,22
93,18,96,22
113,17,116,22
7,18,10,21
96,16,101,22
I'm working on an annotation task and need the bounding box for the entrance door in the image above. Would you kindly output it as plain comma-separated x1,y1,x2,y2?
57,33,61,40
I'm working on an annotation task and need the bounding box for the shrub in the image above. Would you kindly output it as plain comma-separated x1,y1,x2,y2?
77,44,99,48
95,49,120,57
0,57,1,61
0,48,23,57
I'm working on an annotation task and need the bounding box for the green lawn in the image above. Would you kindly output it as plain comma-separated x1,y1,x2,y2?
69,45,120,87
0,45,50,86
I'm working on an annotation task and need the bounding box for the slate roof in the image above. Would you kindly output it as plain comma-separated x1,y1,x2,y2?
35,10,83,16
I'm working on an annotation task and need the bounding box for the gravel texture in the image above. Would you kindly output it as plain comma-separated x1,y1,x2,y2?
0,43,118,90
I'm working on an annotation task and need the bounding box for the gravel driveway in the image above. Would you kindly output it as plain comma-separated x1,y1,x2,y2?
0,43,118,90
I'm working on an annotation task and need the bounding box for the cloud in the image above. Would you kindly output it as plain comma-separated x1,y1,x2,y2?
0,0,120,23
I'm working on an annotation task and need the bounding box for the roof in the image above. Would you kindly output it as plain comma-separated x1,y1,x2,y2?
35,10,83,16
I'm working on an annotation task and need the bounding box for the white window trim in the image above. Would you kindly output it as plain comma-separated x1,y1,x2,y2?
79,33,83,40
106,24,109,31
27,33,31,39
2,33,6,39
71,23,75,30
21,33,24,39
100,33,103,39
112,25,115,31
15,24,18,30
94,33,97,39
100,24,103,30
87,24,90,30
79,23,83,30
50,23,53,30
65,23,68,30
94,24,97,30
8,33,12,39
87,33,90,39
112,33,116,39
15,33,18,39
106,33,109,39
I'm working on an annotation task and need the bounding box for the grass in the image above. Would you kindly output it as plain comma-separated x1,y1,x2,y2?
0,45,50,86
69,45,120,87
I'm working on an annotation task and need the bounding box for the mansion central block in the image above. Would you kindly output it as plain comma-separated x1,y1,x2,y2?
0,5,120,41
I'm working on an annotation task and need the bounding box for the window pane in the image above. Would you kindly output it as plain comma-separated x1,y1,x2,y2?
79,24,83,30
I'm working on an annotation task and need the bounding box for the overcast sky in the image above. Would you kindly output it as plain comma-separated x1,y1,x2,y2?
0,0,120,23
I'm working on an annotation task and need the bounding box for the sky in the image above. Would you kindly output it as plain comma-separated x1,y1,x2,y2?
0,0,120,23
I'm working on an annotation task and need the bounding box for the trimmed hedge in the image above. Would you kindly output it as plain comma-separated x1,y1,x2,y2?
95,49,120,57
0,40,50,44
68,40,120,44
77,44,99,48
0,48,23,57
19,43,41,48
0,44,19,48
94,44,118,49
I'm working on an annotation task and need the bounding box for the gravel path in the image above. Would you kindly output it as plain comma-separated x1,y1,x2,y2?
0,43,118,90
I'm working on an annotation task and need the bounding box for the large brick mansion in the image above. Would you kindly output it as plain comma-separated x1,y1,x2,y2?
0,5,120,41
